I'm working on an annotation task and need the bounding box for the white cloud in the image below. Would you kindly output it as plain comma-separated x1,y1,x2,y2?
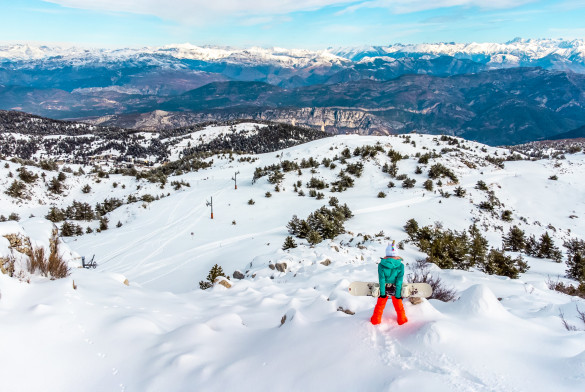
42,0,358,24
341,0,538,14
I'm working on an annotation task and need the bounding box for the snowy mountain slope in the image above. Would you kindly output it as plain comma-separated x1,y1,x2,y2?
0,43,350,69
2,39,584,68
1,132,585,391
332,38,585,70
0,113,328,163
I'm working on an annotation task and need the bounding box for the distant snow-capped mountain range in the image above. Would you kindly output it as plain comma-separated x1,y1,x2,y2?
1,38,584,69
2,38,585,145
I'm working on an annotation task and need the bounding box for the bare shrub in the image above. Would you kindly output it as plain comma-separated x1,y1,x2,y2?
408,259,458,302
1,254,16,277
27,247,47,276
26,232,69,279
577,306,585,326
546,276,585,299
559,309,577,331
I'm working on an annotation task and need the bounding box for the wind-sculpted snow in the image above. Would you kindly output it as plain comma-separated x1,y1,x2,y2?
1,133,585,391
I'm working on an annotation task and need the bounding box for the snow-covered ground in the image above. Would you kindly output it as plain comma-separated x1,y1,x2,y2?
1,132,585,391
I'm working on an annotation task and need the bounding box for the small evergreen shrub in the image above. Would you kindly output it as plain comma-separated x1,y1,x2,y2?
475,180,488,191
99,217,109,231
17,167,38,184
307,230,323,245
5,180,27,199
47,177,64,194
501,210,513,222
345,162,364,177
60,222,84,237
287,204,353,241
428,163,458,183
481,249,529,279
282,236,297,250
402,178,416,188
404,220,527,278
454,186,466,197
306,177,328,189
199,264,229,290
423,180,434,191
141,194,155,203
96,198,124,215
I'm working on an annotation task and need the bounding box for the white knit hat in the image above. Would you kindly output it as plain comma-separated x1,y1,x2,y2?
385,241,398,257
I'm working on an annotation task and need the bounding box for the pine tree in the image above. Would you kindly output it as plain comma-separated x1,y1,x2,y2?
468,224,488,268
46,207,65,223
524,235,538,256
199,264,228,290
287,215,302,236
47,177,63,194
481,249,528,279
564,238,585,282
307,230,323,245
537,232,562,262
61,222,76,237
99,217,109,231
5,180,27,199
475,180,488,191
282,236,297,250
502,226,526,252
454,186,466,197
404,218,420,242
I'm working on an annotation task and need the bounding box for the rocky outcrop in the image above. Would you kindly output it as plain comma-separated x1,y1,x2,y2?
214,276,232,288
82,107,399,135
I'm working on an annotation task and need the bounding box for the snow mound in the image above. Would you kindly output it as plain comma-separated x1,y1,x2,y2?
206,313,245,331
448,284,511,319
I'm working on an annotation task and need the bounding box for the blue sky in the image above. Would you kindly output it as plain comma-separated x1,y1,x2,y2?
0,0,584,48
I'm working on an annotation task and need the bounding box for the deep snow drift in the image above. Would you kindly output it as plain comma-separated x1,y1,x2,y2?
1,132,585,391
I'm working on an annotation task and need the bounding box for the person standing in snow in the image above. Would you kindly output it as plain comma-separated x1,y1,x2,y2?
370,241,408,325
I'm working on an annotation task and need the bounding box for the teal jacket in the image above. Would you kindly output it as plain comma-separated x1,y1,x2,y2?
378,256,404,298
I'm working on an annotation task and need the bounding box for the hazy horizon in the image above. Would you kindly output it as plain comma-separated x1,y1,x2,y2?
0,1,583,49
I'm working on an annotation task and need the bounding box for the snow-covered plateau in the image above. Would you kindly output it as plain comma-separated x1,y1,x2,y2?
1,130,585,391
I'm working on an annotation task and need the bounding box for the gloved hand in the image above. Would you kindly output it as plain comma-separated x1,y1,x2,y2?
379,294,388,298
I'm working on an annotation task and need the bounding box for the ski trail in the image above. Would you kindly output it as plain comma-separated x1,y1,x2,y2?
354,193,437,215
97,182,228,267
138,226,283,285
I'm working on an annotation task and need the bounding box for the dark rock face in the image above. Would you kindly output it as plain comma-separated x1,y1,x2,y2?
81,68,585,145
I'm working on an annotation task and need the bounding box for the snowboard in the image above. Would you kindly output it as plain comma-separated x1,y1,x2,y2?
348,281,432,298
